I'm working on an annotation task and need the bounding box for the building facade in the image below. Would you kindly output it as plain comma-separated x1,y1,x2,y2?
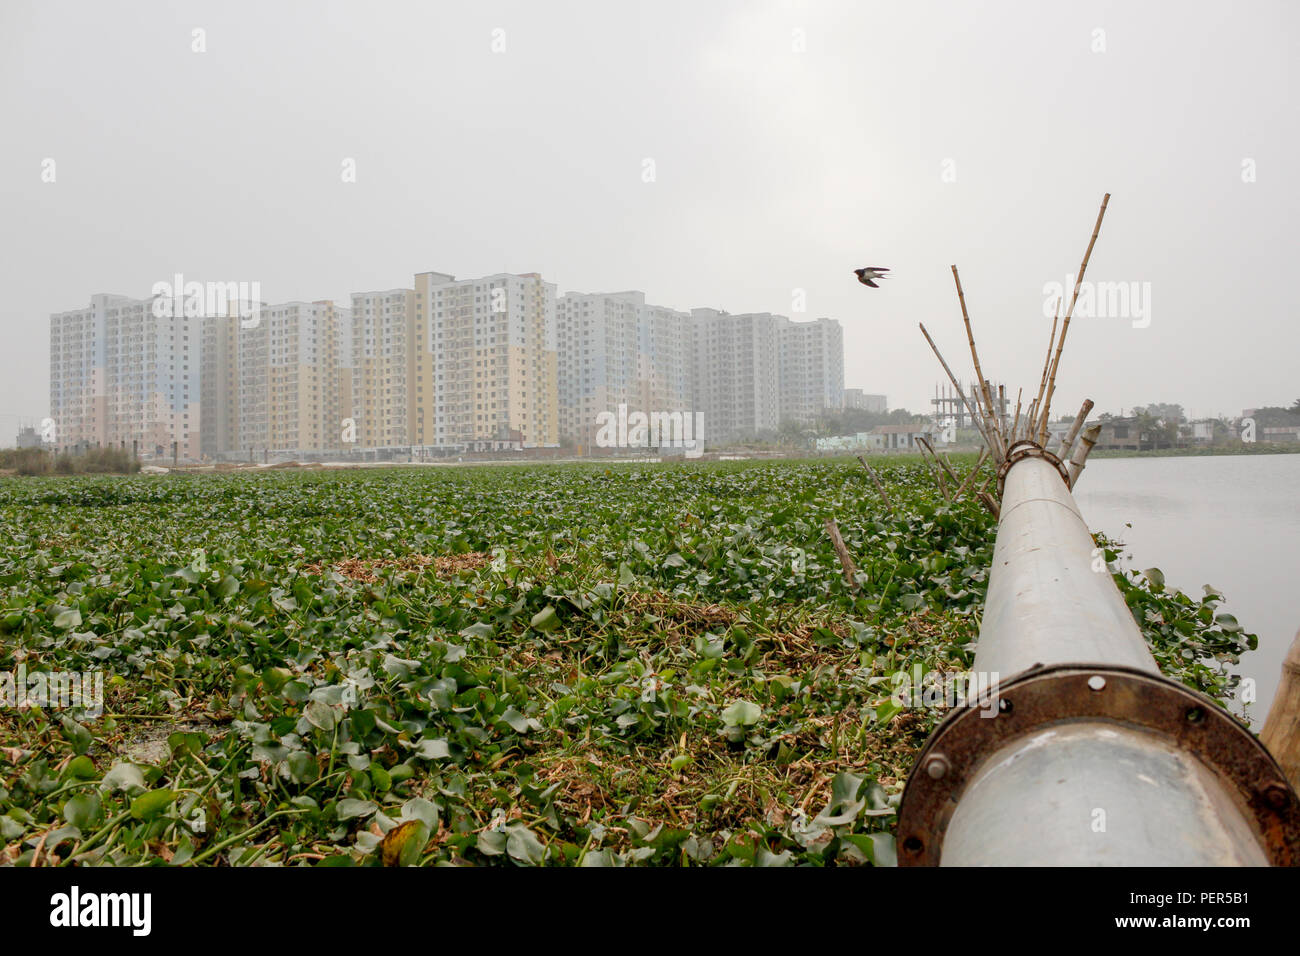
50,293,201,459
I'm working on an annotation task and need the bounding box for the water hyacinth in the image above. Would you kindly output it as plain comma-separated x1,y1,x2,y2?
0,458,1253,865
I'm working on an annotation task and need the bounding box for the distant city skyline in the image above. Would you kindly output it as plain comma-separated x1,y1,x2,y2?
45,269,847,457
3,1,1296,432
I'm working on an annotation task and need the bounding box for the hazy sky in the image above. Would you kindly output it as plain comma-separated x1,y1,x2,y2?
2,0,1295,438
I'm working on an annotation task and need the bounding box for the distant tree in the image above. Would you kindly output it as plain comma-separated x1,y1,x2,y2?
818,406,928,435
1248,406,1300,426
1133,403,1185,424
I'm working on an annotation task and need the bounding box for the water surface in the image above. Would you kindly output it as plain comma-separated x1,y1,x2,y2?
1074,454,1300,726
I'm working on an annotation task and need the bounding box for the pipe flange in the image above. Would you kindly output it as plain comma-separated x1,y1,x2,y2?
995,441,1070,498
896,663,1300,866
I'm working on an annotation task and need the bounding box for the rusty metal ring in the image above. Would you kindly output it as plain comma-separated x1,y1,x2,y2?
995,441,1069,498
896,662,1300,866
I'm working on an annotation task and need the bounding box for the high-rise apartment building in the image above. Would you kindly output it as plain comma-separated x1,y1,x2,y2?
777,316,844,423
200,313,241,458
49,293,201,458
52,276,843,459
844,388,887,413
556,290,694,447
350,288,415,450
689,309,782,441
237,301,349,457
414,271,558,450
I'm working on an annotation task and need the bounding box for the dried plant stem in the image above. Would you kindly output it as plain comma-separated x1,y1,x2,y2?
824,518,859,591
916,436,953,500
856,455,894,515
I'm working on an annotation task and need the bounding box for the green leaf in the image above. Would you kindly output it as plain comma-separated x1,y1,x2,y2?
529,606,560,632
130,788,178,821
336,798,377,821
506,824,546,866
60,716,93,755
53,608,82,629
63,793,103,829
721,699,762,727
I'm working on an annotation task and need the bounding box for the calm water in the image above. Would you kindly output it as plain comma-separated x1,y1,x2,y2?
1073,454,1300,726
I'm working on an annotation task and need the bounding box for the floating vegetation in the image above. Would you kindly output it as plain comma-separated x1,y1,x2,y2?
0,458,1254,865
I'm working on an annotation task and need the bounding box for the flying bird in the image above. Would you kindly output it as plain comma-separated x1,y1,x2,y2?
853,266,890,288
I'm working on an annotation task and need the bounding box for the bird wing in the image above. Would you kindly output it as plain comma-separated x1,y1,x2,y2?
862,278,879,288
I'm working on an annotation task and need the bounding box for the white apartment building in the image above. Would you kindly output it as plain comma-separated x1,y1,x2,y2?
689,309,782,441
414,271,559,450
350,288,415,450
237,301,349,457
777,316,844,423
844,388,888,413
49,293,202,459
557,290,695,448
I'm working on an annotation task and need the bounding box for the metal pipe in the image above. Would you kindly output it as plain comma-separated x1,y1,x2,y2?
940,723,1269,866
974,456,1155,677
898,455,1299,865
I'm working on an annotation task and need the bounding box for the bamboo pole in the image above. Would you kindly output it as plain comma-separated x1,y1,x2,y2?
1056,399,1095,462
856,455,894,515
1032,308,1059,443
952,266,996,428
824,518,860,591
1011,388,1023,442
1262,629,1300,792
916,436,954,499
918,323,995,454
978,491,1000,520
954,446,989,499
1065,423,1101,487
1040,194,1111,434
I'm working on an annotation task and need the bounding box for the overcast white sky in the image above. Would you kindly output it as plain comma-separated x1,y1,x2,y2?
1,0,1295,436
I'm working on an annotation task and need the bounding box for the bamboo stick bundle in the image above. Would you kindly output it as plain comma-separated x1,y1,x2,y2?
824,518,860,591
1065,423,1102,487
856,455,894,515
1039,194,1111,439
1056,399,1096,461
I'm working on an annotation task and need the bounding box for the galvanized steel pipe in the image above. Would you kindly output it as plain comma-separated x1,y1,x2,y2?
898,454,1298,866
